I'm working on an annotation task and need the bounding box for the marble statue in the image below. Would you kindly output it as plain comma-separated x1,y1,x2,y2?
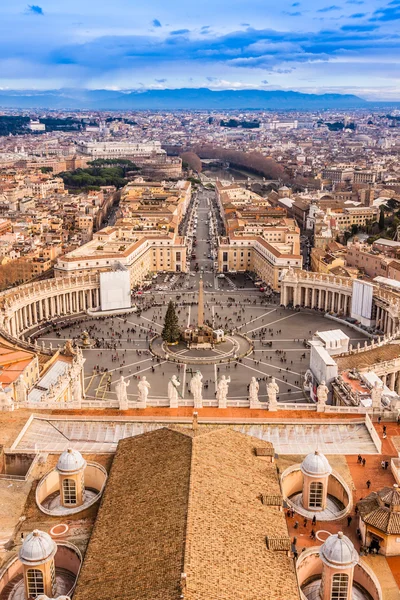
72,376,82,406
75,346,84,366
15,375,28,405
267,377,279,411
168,375,180,408
0,384,14,412
316,380,329,409
63,339,76,357
371,380,383,410
137,376,151,405
249,377,260,408
216,375,230,408
116,375,130,410
190,371,203,408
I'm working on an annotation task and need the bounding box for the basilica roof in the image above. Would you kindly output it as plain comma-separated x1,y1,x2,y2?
73,427,299,600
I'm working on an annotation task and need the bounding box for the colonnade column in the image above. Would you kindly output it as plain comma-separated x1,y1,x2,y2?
389,372,396,391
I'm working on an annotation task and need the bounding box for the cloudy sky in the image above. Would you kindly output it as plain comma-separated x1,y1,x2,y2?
1,0,400,99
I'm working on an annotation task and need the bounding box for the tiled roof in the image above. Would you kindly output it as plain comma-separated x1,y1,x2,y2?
74,427,299,600
364,509,400,534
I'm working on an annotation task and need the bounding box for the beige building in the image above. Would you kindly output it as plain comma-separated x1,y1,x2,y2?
345,240,391,279
55,226,187,286
218,232,302,291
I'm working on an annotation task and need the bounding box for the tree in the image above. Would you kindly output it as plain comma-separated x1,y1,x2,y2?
162,301,181,343
379,208,385,230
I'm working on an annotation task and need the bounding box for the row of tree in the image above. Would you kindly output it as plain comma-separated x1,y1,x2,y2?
189,145,286,180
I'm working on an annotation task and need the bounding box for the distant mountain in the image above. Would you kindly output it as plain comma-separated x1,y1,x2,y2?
0,88,371,110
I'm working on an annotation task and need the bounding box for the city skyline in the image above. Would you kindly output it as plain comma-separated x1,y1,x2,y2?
1,0,400,100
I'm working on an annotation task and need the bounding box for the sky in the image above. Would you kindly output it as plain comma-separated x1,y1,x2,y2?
0,0,400,99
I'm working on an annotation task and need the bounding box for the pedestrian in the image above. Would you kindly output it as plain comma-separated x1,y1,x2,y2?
357,454,362,464
303,518,308,527
312,515,317,526
366,480,371,489
347,515,352,526
383,425,387,434
381,460,385,469
294,521,299,529
362,458,366,467
310,529,316,540
293,536,297,546
385,460,389,470
378,416,381,424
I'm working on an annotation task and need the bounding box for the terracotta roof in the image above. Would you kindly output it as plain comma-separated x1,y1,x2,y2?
74,427,299,600
357,487,400,535
364,509,400,534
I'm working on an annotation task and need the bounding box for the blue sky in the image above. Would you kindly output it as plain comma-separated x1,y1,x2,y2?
1,0,400,99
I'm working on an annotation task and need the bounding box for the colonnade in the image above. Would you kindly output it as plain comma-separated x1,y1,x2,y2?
0,274,100,340
378,368,400,395
375,304,398,336
281,270,400,338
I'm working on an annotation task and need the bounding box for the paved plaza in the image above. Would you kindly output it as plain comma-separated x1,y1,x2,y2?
37,291,368,405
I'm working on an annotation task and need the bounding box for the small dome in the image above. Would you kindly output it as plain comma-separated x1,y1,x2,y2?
57,448,86,475
320,532,358,568
301,450,332,477
19,530,57,566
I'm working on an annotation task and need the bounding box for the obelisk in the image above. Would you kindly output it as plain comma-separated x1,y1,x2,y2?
198,275,204,328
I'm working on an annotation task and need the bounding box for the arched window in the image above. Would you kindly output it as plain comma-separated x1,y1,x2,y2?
309,481,323,508
63,478,77,505
27,568,44,597
331,573,349,600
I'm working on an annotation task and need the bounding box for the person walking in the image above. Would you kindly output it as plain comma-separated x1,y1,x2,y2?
362,458,366,467
366,480,371,489
312,515,317,526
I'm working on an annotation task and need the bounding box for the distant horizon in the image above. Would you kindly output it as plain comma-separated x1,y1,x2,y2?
1,87,400,110
0,86,400,104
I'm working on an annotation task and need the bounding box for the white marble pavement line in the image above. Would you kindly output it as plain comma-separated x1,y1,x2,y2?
139,315,163,329
239,359,302,391
253,349,308,352
117,317,156,334
235,308,277,330
243,356,303,378
246,311,301,334
110,359,169,386
84,357,152,381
